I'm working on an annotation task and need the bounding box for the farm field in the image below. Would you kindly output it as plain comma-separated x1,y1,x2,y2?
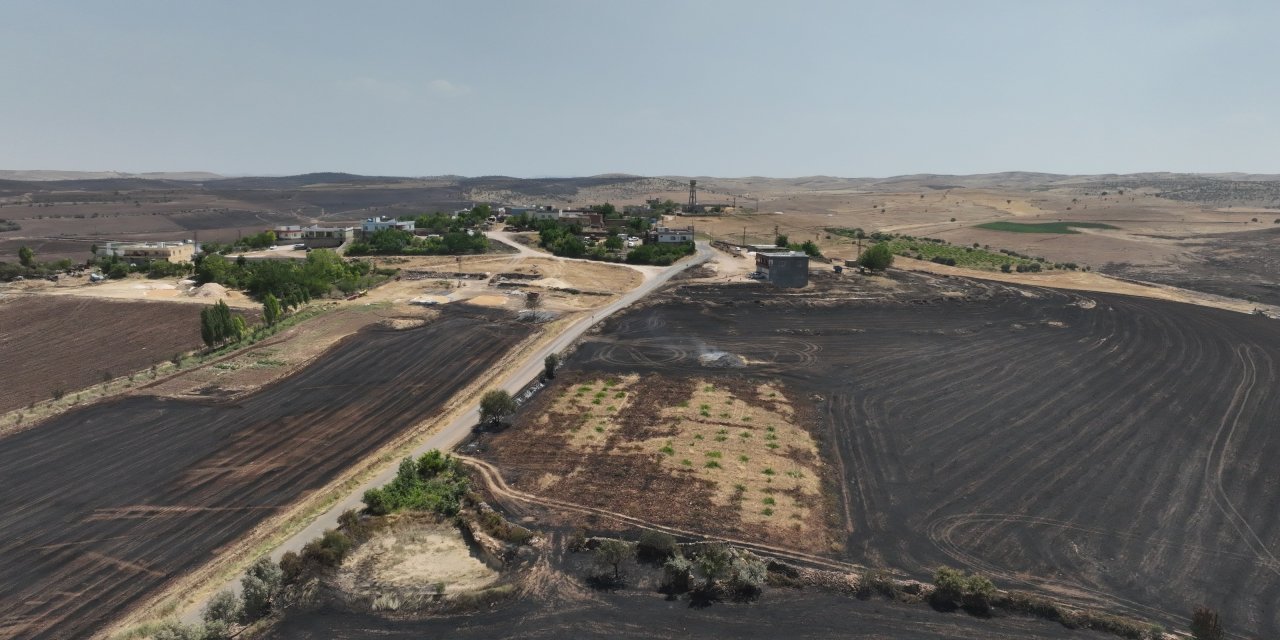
481,273,1280,637
0,296,205,413
974,221,1119,234
0,307,531,639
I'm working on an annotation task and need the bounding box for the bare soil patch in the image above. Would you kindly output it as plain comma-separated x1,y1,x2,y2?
479,372,836,553
333,514,497,607
0,296,204,413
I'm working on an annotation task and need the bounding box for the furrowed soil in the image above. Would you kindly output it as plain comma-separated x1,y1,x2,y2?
0,296,205,413
483,272,1280,637
0,307,531,640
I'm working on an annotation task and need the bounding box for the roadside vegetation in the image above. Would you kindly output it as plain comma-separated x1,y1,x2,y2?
834,231,1088,272
976,221,1119,234
362,451,470,516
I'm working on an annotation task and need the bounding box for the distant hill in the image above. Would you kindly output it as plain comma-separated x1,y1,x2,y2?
0,170,223,182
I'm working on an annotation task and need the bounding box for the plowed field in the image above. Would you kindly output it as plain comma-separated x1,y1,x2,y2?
492,278,1280,637
0,308,530,639
0,296,205,413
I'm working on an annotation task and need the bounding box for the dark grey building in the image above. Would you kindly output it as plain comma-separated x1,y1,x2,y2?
755,251,809,288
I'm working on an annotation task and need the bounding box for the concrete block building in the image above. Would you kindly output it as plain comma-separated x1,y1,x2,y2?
755,251,809,288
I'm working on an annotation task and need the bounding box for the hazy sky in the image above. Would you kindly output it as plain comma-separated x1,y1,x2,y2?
2,1,1277,177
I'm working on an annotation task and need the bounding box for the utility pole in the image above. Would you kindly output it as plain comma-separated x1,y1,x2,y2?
742,226,747,246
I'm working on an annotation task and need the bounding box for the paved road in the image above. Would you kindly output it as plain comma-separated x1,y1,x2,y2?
179,240,710,621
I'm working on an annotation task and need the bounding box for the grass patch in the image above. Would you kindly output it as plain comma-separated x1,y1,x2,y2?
976,221,1118,234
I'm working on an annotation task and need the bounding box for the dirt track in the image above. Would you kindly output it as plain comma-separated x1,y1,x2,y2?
0,308,530,639
0,296,205,414
490,274,1280,637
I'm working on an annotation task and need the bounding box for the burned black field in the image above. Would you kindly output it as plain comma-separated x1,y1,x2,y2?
0,308,529,640
268,586,1109,640
543,276,1280,636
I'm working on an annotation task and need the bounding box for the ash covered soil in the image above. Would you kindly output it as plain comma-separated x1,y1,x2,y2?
1104,225,1280,308
477,270,1280,637
270,587,1106,639
0,308,530,640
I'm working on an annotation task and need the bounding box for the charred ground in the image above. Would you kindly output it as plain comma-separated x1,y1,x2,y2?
477,271,1280,637
0,307,530,639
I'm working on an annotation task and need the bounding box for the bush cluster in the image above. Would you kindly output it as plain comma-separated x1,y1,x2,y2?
346,227,489,256
931,566,997,614
362,450,470,517
196,248,385,302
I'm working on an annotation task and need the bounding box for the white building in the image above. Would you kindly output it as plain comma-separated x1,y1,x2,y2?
362,216,415,235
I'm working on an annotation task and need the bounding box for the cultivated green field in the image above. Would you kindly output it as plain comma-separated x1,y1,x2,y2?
975,221,1118,234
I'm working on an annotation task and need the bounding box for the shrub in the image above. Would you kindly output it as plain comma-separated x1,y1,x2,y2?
859,243,894,271
362,450,469,516
202,589,241,634
637,530,679,562
727,552,768,599
931,566,995,615
662,555,694,593
1190,606,1224,640
241,556,283,620
300,529,353,570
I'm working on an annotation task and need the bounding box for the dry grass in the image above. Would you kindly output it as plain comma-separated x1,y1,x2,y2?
550,377,823,535
335,515,497,600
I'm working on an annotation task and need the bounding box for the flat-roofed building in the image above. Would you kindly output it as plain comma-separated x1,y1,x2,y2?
754,251,809,288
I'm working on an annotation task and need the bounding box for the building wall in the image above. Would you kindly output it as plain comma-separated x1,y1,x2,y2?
121,244,196,263
757,253,808,288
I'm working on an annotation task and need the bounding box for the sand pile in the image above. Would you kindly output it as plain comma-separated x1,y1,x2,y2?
189,283,228,298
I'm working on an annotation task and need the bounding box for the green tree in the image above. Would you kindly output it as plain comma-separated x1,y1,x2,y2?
108,262,130,279
774,234,788,247
593,539,632,582
200,307,217,347
232,315,247,341
543,353,559,379
262,292,282,326
604,235,623,250
1190,606,1224,640
479,389,517,426
859,242,894,271
240,556,283,620
196,253,230,284
17,246,35,267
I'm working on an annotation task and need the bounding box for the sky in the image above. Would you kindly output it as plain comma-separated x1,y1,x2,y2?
2,0,1278,177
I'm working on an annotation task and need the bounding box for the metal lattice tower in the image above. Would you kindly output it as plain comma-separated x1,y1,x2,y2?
688,179,697,209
